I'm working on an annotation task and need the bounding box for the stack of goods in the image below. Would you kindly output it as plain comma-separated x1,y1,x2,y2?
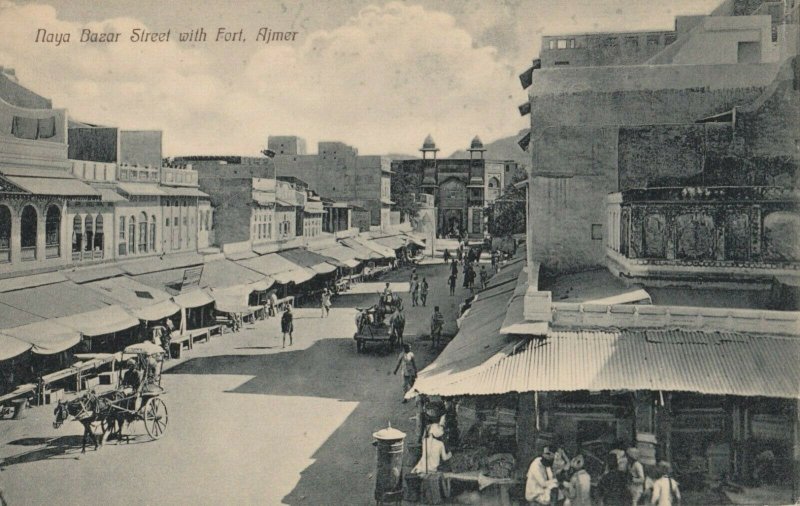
448,447,492,473
496,407,516,438
484,453,516,479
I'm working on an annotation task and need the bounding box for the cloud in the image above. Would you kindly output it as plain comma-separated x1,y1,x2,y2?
0,1,526,156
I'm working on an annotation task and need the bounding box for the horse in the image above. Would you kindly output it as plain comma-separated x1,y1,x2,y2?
52,390,133,453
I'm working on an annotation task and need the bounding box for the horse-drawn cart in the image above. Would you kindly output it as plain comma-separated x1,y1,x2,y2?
353,292,403,353
53,341,169,452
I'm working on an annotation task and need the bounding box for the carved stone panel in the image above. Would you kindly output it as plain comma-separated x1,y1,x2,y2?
642,213,667,258
724,212,750,261
675,212,715,260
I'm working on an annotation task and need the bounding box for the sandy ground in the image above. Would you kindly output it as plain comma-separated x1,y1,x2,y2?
0,261,470,505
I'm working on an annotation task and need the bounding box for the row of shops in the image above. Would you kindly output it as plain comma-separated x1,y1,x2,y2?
0,231,425,410
400,253,800,504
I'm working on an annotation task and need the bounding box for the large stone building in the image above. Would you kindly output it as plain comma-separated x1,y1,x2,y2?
391,136,518,239
268,136,393,230
517,0,799,277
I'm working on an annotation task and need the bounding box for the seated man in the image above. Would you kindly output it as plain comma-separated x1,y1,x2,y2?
412,423,451,474
121,359,142,395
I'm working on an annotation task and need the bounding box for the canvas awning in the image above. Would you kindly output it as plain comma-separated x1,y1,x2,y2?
132,300,181,322
56,305,140,337
0,334,32,362
373,235,408,250
82,276,180,322
115,182,166,197
313,245,361,269
340,239,382,260
277,249,338,275
236,254,316,285
201,259,265,289
96,187,128,203
3,175,99,197
160,187,210,198
355,238,396,259
248,278,275,292
402,233,426,248
0,281,117,322
173,289,215,309
119,252,204,276
209,285,251,314
83,276,173,308
4,320,81,355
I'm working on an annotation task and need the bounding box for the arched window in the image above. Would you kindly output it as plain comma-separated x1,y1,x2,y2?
149,215,156,252
45,205,60,258
138,211,148,253
129,215,136,254
0,205,11,263
20,205,37,260
84,215,93,253
72,214,83,257
94,215,104,255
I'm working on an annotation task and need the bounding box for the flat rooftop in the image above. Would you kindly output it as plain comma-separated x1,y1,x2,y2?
542,267,786,311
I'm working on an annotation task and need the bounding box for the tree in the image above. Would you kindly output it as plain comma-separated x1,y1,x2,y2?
488,170,527,238
390,169,421,223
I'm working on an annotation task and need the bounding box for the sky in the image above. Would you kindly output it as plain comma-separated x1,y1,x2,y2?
0,0,720,157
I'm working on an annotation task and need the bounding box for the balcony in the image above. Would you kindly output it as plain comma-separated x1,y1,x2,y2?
161,166,199,187
117,164,160,183
606,186,800,282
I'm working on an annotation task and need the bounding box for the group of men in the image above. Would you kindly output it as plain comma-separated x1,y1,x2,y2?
525,443,681,506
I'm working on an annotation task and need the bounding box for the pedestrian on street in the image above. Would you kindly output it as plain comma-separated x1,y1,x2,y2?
598,453,632,506
650,461,680,506
411,275,420,307
628,447,646,506
563,455,592,506
480,265,488,290
450,259,459,277
390,307,406,346
393,343,417,402
448,272,457,296
491,250,499,273
320,288,332,318
457,247,463,263
281,306,294,348
463,264,472,288
420,277,429,307
410,268,417,282
443,249,450,264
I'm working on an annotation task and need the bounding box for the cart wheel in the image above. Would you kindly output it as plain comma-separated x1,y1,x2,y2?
143,397,168,440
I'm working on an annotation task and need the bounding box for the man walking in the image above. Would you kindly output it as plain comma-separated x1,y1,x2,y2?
419,277,429,307
443,248,450,264
448,272,457,296
393,344,417,402
281,306,294,348
320,288,332,318
410,275,420,307
430,306,445,348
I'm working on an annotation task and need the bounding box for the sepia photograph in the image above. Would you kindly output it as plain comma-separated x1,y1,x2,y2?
0,0,798,504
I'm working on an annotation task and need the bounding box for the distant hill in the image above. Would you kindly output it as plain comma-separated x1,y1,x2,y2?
448,129,530,168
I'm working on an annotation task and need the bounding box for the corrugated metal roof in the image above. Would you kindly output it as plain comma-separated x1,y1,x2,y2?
412,260,527,397
423,329,800,399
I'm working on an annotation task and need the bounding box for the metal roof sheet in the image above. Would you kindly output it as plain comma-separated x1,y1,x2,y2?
83,276,172,308
340,239,382,261
422,329,800,400
412,260,527,397
160,186,209,198
119,252,203,275
373,235,408,250
96,187,128,203
236,254,316,285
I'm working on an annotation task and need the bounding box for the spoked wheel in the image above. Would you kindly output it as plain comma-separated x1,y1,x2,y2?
142,397,168,440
